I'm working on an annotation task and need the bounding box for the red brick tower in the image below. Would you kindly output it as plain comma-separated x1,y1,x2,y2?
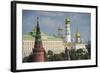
32,17,45,62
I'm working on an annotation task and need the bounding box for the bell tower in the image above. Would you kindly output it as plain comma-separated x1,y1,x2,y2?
65,17,71,42
32,17,45,62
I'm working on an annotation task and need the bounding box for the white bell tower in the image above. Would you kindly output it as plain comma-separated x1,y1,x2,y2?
65,17,71,42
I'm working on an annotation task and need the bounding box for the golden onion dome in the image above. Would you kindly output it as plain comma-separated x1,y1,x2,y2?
76,31,81,37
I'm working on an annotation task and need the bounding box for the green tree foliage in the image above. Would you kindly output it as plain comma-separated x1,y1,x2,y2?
29,32,34,36
69,48,90,60
53,54,64,61
23,53,33,62
60,52,64,58
47,50,64,61
75,49,85,60
48,50,53,56
47,50,54,61
69,49,77,60
85,41,91,59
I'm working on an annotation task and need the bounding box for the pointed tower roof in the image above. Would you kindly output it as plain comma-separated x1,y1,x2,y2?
33,17,44,52
36,17,40,33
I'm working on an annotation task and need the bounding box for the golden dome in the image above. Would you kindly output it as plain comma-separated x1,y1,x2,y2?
76,31,81,37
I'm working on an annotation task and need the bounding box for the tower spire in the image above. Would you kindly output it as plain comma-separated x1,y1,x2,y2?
37,17,39,27
32,17,45,62
35,17,42,45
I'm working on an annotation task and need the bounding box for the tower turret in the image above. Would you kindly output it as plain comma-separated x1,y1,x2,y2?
32,17,45,62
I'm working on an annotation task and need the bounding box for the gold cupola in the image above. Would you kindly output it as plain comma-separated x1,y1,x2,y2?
75,31,81,43
76,31,81,38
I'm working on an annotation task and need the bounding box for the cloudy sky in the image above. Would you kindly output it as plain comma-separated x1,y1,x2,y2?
22,10,91,42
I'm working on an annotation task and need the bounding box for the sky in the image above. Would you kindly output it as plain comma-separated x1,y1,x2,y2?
22,10,91,42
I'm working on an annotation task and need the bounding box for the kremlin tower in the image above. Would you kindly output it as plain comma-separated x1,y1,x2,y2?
65,17,71,42
32,17,45,62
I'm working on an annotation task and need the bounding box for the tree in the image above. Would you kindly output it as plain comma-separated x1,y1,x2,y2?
22,53,33,62
47,50,54,61
85,41,91,59
60,52,64,58
47,50,53,56
29,32,33,36
47,50,64,61
23,56,29,62
53,54,63,61
69,48,90,60
69,49,77,60
75,49,85,60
